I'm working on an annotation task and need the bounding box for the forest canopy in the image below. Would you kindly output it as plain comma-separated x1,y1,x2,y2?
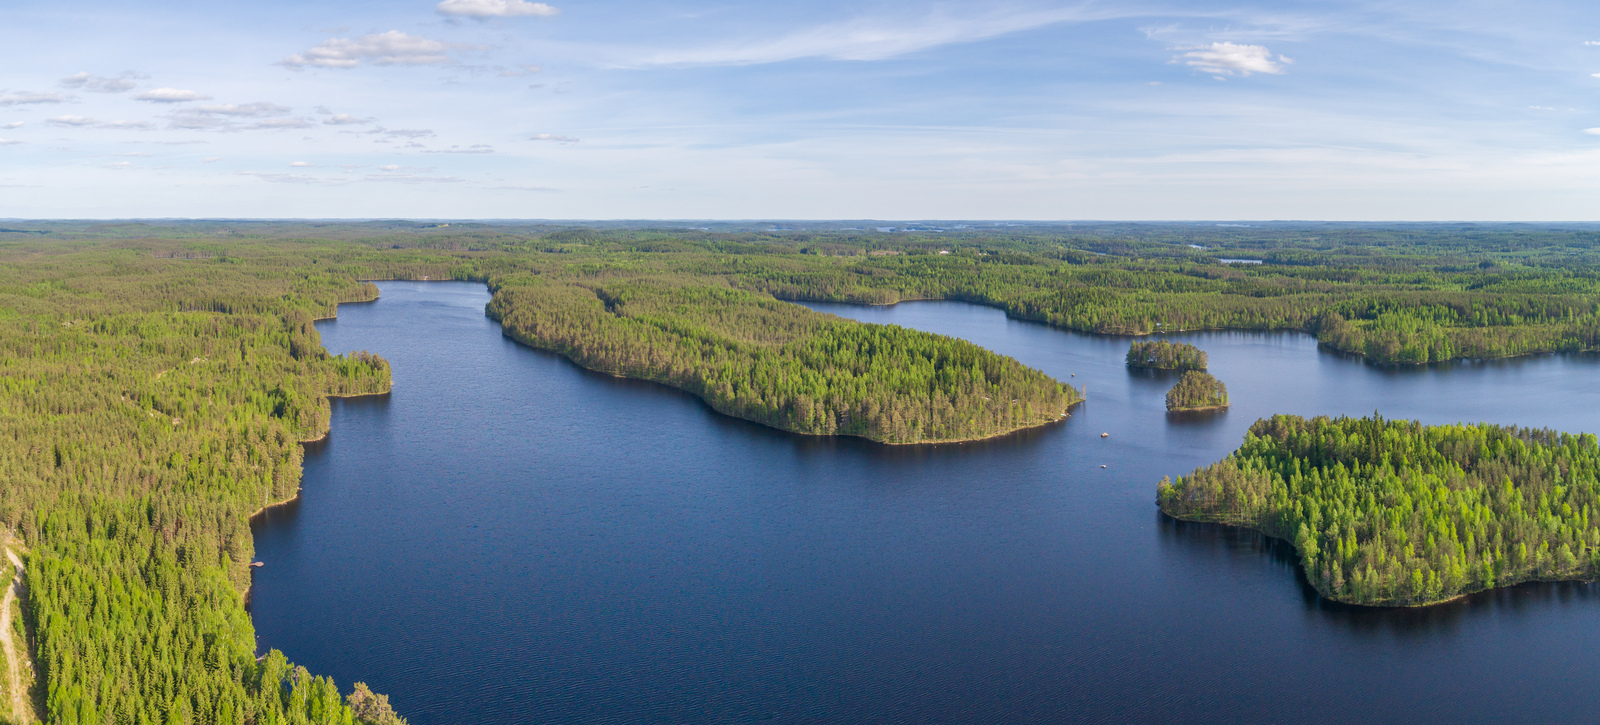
1127,340,1209,371
5,221,1600,718
1157,414,1600,606
1165,371,1229,411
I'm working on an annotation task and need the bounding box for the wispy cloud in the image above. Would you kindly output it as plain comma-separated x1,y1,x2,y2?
47,115,152,129
238,171,331,184
323,113,374,125
134,88,212,103
530,133,578,143
0,139,22,146
0,91,68,106
281,31,457,69
635,6,1114,66
499,65,542,77
59,72,143,93
170,102,305,131
1,122,21,129
46,115,100,127
367,126,435,139
426,144,495,154
364,173,465,183
1172,42,1290,76
438,0,558,18
1584,128,1600,136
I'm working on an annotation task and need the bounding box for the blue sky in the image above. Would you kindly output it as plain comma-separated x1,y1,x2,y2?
3,0,1600,219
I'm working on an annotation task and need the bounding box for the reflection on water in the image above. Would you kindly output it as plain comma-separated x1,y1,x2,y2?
250,287,1600,725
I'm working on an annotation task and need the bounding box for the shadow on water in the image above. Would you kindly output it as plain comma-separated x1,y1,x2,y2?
1157,510,1600,639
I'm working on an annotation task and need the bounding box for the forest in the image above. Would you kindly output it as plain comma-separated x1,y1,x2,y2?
1165,372,1228,411
1157,414,1600,606
3,220,1600,721
1127,341,1208,370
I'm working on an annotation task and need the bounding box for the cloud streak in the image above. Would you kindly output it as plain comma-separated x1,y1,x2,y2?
633,6,1119,66
135,88,212,103
1172,42,1290,76
59,72,143,93
0,91,67,106
437,0,558,18
281,31,457,68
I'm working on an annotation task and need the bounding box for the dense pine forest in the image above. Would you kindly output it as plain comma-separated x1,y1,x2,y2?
1157,414,1600,606
4,220,1600,722
1165,372,1228,411
1127,341,1208,371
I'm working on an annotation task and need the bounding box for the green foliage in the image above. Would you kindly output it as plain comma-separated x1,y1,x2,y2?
488,278,1079,444
0,246,398,723
1165,371,1228,411
1157,414,1600,606
1127,340,1208,370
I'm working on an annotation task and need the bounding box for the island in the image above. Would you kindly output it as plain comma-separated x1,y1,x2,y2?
1157,413,1600,607
1126,340,1208,371
1165,371,1229,411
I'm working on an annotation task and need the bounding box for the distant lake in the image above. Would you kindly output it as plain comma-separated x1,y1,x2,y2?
252,281,1600,724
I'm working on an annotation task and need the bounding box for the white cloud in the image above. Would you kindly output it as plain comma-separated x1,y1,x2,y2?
530,133,579,143
1173,42,1290,76
281,31,455,68
499,65,542,77
0,91,67,106
367,126,435,138
379,164,401,171
202,157,221,163
134,88,212,103
1,122,21,129
289,161,313,167
1586,41,1600,46
438,0,558,18
193,102,292,117
251,118,313,129
323,113,373,125
238,171,329,184
47,115,99,127
1584,128,1600,135
170,103,300,131
59,72,143,93
46,115,152,130
426,144,495,154
363,173,465,183
0,139,21,146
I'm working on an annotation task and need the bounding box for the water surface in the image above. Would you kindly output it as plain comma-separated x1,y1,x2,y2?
252,282,1600,724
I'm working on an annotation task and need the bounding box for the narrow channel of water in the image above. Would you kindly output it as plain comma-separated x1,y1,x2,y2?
251,282,1600,724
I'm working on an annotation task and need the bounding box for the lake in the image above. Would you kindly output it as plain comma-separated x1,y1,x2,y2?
251,281,1600,724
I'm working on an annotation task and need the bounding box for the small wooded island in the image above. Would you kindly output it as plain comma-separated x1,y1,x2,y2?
1126,340,1208,371
1157,414,1600,607
1165,371,1229,411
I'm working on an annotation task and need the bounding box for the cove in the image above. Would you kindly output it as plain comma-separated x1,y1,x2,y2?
252,281,1600,724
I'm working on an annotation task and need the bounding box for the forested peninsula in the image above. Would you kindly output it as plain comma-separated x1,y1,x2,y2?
1158,414,1600,606
6,220,1600,719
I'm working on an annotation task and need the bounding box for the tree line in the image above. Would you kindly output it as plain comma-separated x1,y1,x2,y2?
1158,414,1600,606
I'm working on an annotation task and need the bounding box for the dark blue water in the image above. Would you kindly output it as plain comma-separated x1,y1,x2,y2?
252,282,1600,724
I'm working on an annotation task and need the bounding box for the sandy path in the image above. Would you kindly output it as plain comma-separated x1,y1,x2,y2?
2,547,25,723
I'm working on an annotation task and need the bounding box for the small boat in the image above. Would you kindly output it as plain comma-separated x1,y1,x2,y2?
1100,465,1107,469
249,561,265,568
1101,432,1109,438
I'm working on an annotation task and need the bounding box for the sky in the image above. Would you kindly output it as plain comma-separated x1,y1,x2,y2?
3,0,1600,220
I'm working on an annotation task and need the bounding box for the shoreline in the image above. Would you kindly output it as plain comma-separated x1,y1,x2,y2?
1167,404,1228,413
494,322,1084,446
781,295,1599,367
1158,508,1587,609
